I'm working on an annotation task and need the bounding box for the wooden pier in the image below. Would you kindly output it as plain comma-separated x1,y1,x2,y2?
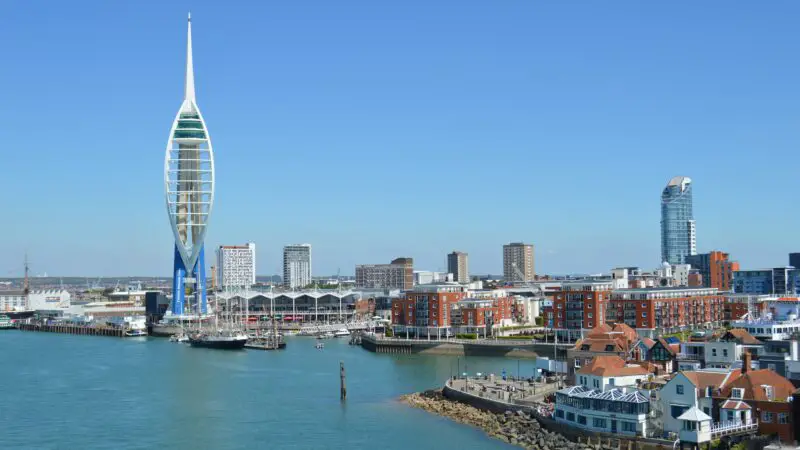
18,323,125,338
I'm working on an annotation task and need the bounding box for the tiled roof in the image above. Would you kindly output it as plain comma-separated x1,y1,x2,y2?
720,369,796,402
640,338,655,348
721,329,762,345
577,355,650,377
681,370,741,395
575,338,625,352
721,400,751,410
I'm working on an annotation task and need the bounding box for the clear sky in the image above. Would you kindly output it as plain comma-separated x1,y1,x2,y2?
1,1,799,277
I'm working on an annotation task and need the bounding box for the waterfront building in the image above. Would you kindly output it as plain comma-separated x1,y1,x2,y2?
732,267,800,295
217,243,256,289
164,15,214,316
216,288,361,323
552,280,615,339
449,296,513,335
0,289,71,312
661,176,696,265
390,282,467,337
790,253,800,270
607,287,724,338
283,244,312,289
356,258,413,290
730,296,800,341
554,356,651,436
447,251,469,283
502,242,534,283
685,251,739,291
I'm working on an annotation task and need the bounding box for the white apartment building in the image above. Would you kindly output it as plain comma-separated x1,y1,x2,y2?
217,243,256,289
283,244,312,289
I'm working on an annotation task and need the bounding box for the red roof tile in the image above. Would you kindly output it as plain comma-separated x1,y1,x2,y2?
577,355,650,377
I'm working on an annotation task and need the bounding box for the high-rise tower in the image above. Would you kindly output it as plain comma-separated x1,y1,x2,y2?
661,176,695,265
164,14,215,315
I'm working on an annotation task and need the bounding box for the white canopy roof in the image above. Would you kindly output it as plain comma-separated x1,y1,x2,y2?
678,406,711,422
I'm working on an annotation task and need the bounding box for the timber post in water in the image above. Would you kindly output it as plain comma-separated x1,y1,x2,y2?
340,361,347,401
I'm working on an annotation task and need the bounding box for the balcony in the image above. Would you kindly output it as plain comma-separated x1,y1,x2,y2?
710,420,758,439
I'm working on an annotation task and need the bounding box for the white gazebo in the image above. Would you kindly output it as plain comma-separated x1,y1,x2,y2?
678,406,712,446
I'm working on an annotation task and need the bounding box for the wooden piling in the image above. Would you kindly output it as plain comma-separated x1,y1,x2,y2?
340,361,347,401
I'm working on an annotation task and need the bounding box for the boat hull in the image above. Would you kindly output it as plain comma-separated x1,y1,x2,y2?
189,337,247,350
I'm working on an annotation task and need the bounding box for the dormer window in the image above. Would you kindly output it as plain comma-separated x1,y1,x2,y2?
731,388,744,399
762,385,774,401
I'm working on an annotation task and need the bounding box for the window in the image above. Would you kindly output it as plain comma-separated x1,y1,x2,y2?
671,405,689,419
762,411,773,423
609,378,615,386
763,385,774,400
723,349,728,358
622,422,636,433
578,415,587,425
676,385,684,395
779,413,788,424
588,313,593,318
641,303,646,308
642,312,647,318
712,348,717,357
593,418,607,428
588,322,593,327
555,409,564,419
593,379,600,388
731,388,744,399
727,411,734,421
703,407,710,415
588,304,592,309
567,412,575,422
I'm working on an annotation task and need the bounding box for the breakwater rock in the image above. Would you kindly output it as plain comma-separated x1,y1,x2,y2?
401,389,577,450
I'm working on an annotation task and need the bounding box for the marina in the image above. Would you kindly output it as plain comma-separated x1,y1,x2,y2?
1,329,524,449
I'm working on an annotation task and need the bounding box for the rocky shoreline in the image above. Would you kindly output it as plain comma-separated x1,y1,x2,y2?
401,389,578,450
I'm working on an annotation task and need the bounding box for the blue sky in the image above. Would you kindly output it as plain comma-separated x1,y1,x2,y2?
1,1,799,277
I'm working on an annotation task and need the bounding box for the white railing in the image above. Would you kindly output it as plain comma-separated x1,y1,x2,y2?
710,420,758,438
676,353,702,360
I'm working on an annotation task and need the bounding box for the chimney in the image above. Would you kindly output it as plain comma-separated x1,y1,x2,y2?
742,351,751,374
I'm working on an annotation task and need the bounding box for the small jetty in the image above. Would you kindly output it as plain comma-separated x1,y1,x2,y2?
18,323,126,338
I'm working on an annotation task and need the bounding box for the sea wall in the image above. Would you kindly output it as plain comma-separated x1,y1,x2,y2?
361,334,566,359
402,389,575,450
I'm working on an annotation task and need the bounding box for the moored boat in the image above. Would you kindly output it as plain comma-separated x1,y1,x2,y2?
188,329,248,350
333,328,350,338
0,314,16,330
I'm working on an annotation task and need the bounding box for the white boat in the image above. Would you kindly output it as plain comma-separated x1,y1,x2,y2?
169,332,189,343
315,342,324,349
108,316,148,337
333,328,350,337
125,329,148,337
316,331,334,340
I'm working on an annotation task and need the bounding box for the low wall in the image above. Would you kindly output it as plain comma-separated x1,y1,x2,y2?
361,334,566,359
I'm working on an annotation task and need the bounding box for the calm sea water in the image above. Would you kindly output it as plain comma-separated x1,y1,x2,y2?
1,332,538,449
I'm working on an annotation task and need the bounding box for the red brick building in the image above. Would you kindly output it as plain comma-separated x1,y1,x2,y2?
451,297,513,334
552,280,615,339
391,283,467,337
607,287,724,338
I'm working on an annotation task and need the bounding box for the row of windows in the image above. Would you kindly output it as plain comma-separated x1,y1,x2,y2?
556,394,649,415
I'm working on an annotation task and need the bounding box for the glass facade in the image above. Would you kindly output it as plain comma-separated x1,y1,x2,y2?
661,177,694,265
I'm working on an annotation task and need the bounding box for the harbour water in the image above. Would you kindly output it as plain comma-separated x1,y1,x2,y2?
1,332,540,449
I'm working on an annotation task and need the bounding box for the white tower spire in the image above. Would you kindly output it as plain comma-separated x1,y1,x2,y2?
185,12,195,102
